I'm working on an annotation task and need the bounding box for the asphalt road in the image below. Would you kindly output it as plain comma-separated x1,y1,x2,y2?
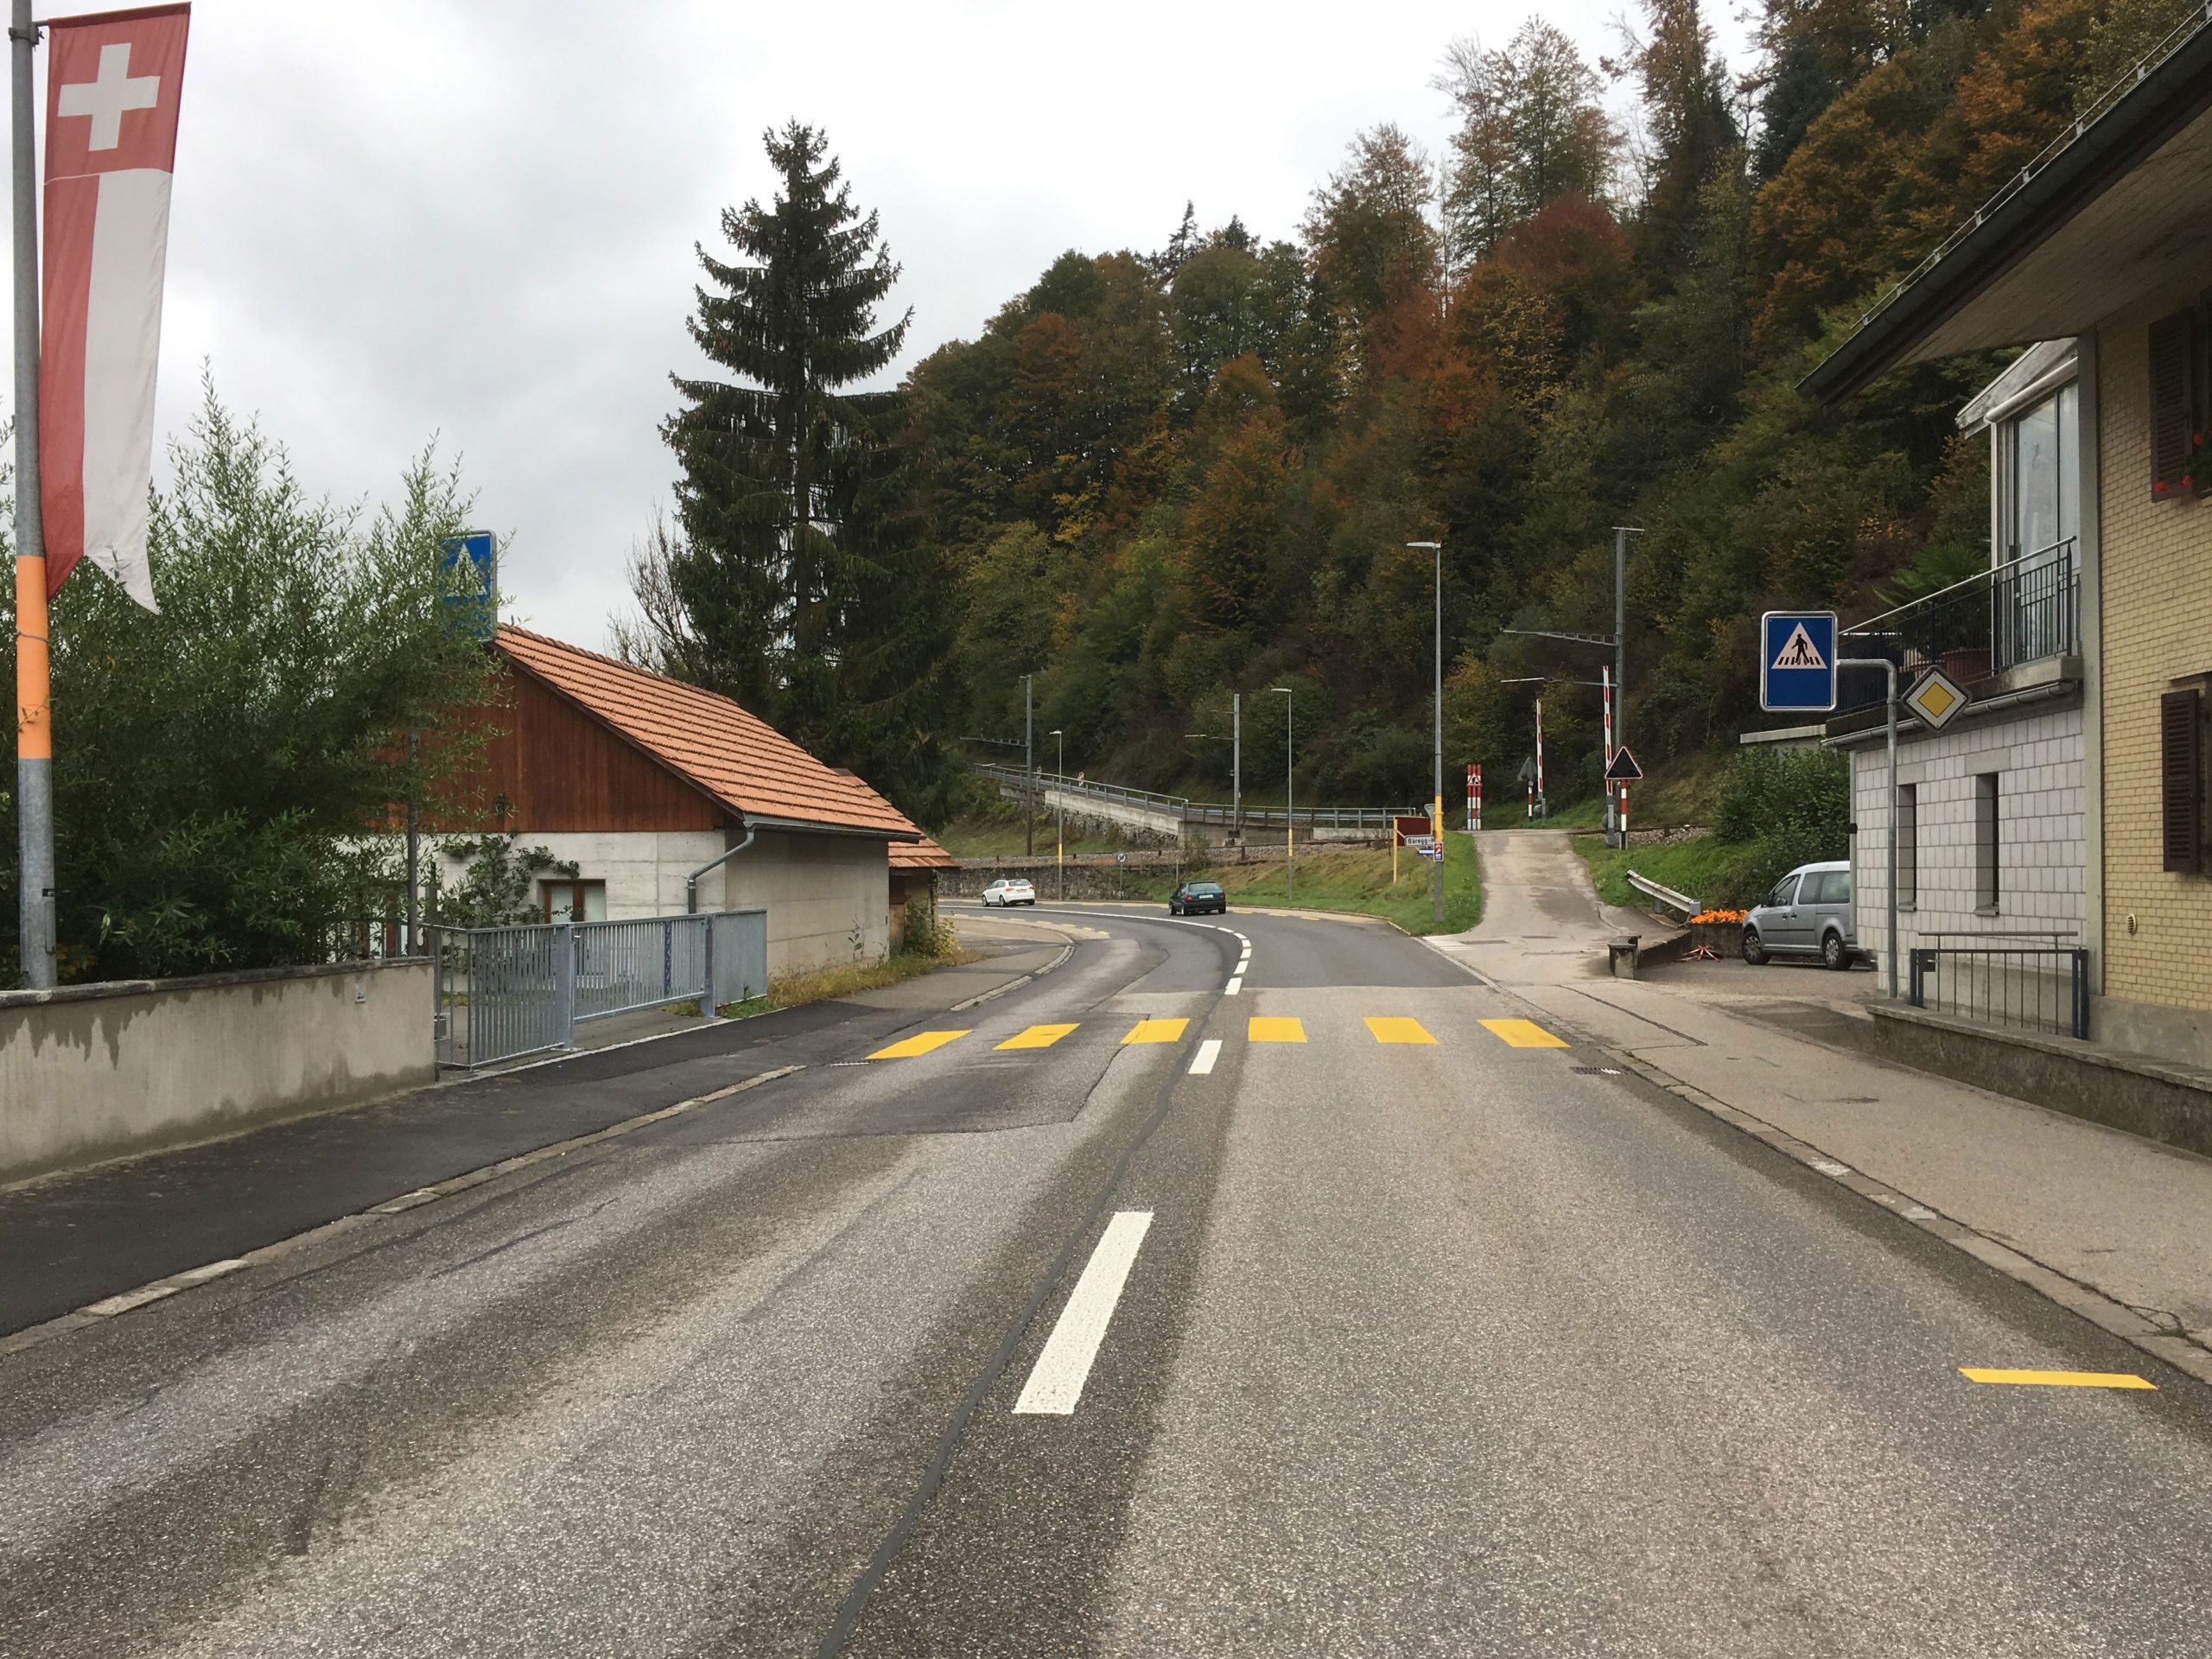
4,903,2210,1656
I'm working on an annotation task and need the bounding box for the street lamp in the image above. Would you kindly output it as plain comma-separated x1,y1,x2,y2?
1271,686,1294,903
1049,728,1065,899
1409,540,1444,924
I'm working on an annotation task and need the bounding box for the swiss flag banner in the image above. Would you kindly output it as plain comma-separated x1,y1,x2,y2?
40,3,190,608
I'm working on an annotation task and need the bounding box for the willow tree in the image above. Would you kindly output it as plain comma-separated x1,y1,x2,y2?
662,122,953,815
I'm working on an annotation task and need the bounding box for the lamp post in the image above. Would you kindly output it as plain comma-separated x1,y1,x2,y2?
1049,728,1065,900
1409,540,1444,923
1271,685,1294,903
1023,673,1035,857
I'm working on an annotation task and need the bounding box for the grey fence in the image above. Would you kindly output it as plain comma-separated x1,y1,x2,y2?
1907,933,2088,1040
431,908,769,1070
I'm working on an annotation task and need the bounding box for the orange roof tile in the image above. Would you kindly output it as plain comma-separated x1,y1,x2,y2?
495,626,919,839
889,835,957,870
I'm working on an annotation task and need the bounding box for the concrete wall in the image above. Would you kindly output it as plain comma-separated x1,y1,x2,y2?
0,960,434,1184
438,830,728,920
1846,697,2085,958
726,830,890,976
476,828,892,977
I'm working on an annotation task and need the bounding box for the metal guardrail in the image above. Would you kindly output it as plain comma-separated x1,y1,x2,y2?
973,761,1398,832
430,909,769,1069
1626,871,1699,917
1908,932,2088,1040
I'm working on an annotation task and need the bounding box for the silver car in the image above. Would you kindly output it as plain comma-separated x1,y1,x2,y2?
1742,860,1859,970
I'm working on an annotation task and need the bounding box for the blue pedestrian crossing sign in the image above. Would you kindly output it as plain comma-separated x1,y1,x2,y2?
1759,611,1837,712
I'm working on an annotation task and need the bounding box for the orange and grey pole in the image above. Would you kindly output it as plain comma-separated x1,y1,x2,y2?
13,0,56,987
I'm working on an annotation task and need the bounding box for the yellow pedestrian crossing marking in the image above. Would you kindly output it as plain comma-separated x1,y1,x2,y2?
868,1029,971,1060
996,1023,1078,1051
1122,1018,1189,1046
1480,1018,1569,1049
1365,1016,1437,1046
1248,1016,1306,1043
1960,1368,2157,1390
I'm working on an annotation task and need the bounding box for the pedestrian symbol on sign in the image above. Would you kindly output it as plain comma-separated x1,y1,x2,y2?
1770,623,1827,671
1758,611,1839,713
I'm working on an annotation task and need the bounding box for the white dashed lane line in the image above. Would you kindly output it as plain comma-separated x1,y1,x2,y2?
1013,1211,1154,1415
1189,1039,1223,1076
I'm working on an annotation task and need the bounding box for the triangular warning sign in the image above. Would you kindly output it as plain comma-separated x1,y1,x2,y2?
1771,623,1827,671
1605,746,1643,784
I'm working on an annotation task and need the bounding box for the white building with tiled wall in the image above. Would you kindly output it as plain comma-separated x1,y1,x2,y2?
1829,340,2091,981
1840,697,2085,954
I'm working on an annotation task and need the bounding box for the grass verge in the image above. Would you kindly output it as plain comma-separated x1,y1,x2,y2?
1575,833,1752,913
714,944,982,1018
1144,833,1481,935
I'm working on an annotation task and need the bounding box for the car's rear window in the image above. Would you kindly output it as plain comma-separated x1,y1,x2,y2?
1192,883,1222,895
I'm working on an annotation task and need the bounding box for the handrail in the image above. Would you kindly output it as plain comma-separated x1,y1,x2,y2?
1845,538,2078,636
1626,870,1699,917
970,761,1397,827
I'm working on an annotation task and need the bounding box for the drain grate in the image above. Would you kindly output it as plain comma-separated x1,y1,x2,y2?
1572,1065,1623,1076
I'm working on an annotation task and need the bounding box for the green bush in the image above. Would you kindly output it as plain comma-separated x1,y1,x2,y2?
1711,747,1851,903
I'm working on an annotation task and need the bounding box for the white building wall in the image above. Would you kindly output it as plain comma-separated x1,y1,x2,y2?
433,827,891,977
1847,701,2085,961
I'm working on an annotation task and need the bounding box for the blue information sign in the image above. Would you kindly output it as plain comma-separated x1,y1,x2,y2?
1759,610,1837,713
442,531,498,640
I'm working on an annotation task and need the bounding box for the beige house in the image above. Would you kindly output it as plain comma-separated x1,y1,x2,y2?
1806,12,2212,1066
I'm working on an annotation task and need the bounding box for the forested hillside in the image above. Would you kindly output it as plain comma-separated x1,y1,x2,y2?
639,0,2190,825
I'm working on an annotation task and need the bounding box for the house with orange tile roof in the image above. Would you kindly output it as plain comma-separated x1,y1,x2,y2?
435,626,925,975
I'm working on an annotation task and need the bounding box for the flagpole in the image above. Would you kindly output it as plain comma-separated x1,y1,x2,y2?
10,0,53,988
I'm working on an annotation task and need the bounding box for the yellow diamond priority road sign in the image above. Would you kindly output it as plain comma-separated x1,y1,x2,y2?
1904,666,1969,731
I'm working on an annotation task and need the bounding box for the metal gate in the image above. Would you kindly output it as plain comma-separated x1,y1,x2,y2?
432,908,769,1070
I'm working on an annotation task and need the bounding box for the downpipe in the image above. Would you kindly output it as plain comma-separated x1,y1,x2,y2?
686,823,757,914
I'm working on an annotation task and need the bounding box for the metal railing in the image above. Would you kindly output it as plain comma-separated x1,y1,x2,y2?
1907,933,2088,1040
1627,870,1700,918
1844,541,2078,687
430,908,769,1070
973,760,1398,832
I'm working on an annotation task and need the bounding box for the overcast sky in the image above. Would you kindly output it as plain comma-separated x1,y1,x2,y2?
14,0,1754,649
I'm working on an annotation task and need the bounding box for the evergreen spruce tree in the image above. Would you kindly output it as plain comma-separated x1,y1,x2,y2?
663,122,955,821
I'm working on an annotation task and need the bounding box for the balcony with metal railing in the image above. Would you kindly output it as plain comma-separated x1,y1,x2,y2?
1842,539,2078,690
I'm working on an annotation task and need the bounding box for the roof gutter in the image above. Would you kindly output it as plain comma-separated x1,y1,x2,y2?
686,823,756,915
1801,16,2212,405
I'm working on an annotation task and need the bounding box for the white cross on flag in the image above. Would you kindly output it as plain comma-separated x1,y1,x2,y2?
40,3,190,610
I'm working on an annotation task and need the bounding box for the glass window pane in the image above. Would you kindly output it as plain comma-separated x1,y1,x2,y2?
2011,392,2062,557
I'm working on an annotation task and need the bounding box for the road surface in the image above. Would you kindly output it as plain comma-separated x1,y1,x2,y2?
4,900,2209,1656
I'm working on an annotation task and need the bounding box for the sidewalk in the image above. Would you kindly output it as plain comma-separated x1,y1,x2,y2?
1433,830,2212,1379
0,919,1068,1343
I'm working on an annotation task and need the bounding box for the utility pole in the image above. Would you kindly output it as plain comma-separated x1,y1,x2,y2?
1023,673,1034,858
1611,526,1639,849
1050,728,1065,901
1272,685,1294,904
1409,541,1444,925
1231,691,1241,844
12,0,54,988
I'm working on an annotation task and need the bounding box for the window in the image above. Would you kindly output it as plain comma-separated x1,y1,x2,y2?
1897,784,1917,910
1802,870,1844,904
2005,383,2078,557
1767,874,1799,908
1999,383,2079,664
541,879,606,922
1974,773,2000,912
2163,689,2203,874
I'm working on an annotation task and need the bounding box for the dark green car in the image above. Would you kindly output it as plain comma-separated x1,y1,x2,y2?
1170,880,1226,916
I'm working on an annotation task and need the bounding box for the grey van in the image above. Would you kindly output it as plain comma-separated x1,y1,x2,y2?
1742,861,1859,970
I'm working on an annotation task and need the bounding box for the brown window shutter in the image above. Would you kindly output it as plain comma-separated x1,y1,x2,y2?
2162,689,2202,874
2150,311,2197,499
